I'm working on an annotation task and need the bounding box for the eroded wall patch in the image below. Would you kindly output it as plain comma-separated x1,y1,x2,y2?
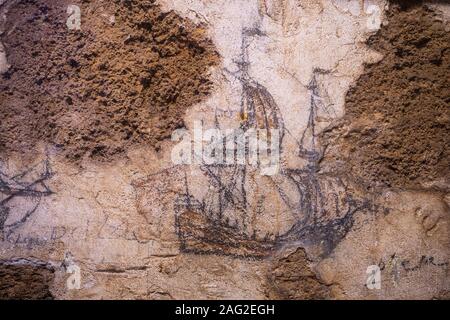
0,0,219,161
266,247,330,300
323,1,449,190
0,260,55,299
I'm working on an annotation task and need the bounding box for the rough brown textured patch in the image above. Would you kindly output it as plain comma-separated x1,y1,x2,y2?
176,210,276,259
323,1,449,189
266,248,330,300
0,0,218,161
0,262,54,300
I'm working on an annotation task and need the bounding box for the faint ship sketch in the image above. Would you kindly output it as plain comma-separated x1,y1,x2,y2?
170,27,375,258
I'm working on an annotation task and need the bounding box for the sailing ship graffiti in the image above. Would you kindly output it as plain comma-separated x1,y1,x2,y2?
135,27,378,259
171,27,376,259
